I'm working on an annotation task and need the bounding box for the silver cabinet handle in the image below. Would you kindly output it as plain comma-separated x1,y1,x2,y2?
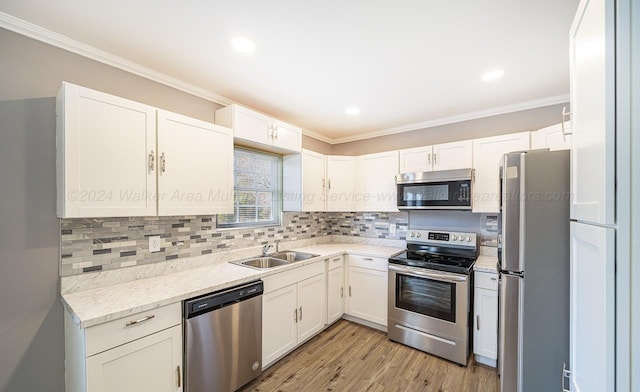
125,314,155,327
476,315,480,330
327,178,331,190
363,257,373,261
299,306,303,321
433,153,438,165
274,125,278,139
340,287,343,297
160,152,166,173
148,150,155,171
349,286,352,297
294,308,298,323
561,106,573,141
176,365,181,388
427,153,432,165
322,178,325,189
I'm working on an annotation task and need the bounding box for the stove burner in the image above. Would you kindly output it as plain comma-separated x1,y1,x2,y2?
428,258,464,267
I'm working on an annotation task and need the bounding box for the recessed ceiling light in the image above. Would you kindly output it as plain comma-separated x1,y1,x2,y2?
231,36,256,53
482,69,505,81
345,107,360,116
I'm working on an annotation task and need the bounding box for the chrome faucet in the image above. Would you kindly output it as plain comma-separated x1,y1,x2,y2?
262,244,273,256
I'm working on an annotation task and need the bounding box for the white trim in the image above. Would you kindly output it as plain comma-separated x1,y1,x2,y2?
0,12,234,106
329,94,570,144
0,11,569,146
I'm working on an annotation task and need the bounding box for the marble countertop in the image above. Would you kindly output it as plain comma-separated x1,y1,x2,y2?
474,255,499,273
62,243,403,328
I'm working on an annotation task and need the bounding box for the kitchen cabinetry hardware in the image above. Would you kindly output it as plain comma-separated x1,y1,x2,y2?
160,152,166,173
294,308,298,323
299,306,303,320
561,106,573,141
433,153,438,164
327,179,331,190
476,315,480,330
427,153,432,165
322,178,325,189
363,257,373,261
340,287,343,297
349,286,352,297
125,314,155,327
176,365,181,387
148,150,155,171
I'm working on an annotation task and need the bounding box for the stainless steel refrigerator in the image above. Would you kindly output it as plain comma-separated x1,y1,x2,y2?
498,149,570,392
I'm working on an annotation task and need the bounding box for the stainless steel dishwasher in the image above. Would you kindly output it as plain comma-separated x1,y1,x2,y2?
183,280,263,392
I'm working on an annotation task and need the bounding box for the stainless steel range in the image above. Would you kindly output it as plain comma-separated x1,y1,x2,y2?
388,229,478,366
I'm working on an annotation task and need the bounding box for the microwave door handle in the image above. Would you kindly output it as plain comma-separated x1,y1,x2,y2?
389,264,467,282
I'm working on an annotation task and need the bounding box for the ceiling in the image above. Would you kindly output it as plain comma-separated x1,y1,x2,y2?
0,0,579,143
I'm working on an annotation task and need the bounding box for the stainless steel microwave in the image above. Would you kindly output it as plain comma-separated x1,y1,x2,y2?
395,168,473,210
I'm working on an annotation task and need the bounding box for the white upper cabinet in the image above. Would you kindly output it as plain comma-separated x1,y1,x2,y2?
156,110,233,216
569,0,615,225
57,83,158,218
472,132,530,213
215,104,302,154
301,149,326,211
357,151,399,212
531,122,573,151
56,82,234,218
326,156,357,211
398,141,472,173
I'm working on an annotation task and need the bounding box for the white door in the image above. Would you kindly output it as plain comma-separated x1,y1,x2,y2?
398,146,432,173
271,121,302,153
297,274,326,342
86,325,182,392
472,132,530,213
570,0,615,226
326,156,357,211
531,123,573,151
157,110,234,216
432,140,473,171
327,265,344,324
301,149,326,211
570,222,615,392
357,151,399,212
473,287,498,360
233,106,272,145
262,285,298,368
58,82,157,217
347,266,388,326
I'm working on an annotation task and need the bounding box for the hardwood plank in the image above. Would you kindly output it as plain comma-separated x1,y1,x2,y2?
240,320,498,392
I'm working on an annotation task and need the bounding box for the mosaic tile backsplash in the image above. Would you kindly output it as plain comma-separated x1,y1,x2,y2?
60,212,409,276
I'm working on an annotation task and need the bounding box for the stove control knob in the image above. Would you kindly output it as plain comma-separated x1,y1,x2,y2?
410,232,415,238
466,236,472,242
452,235,458,241
416,233,421,238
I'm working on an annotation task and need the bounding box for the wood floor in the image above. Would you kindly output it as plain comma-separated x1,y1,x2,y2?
240,320,498,392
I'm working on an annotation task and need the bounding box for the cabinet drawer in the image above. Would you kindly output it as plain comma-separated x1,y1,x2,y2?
327,255,344,270
348,254,388,272
475,272,499,291
85,302,181,357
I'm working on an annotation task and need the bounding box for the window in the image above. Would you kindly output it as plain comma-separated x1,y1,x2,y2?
217,147,282,228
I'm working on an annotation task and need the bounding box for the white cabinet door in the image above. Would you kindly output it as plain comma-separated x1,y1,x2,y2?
297,274,326,342
473,287,498,361
231,106,272,145
398,146,432,173
86,325,182,392
326,156,357,211
327,264,344,324
531,122,572,151
157,110,234,216
570,222,615,392
347,266,387,326
301,149,326,211
570,0,615,225
357,151,399,212
472,132,530,213
57,82,157,217
272,121,302,152
262,284,298,368
433,140,473,171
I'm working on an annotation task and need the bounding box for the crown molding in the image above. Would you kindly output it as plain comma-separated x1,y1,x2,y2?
0,12,234,106
328,94,570,144
300,128,334,144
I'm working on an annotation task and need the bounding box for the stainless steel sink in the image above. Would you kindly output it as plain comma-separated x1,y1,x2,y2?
232,257,289,269
270,250,320,262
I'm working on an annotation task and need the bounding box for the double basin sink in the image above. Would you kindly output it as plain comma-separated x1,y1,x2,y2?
231,250,320,270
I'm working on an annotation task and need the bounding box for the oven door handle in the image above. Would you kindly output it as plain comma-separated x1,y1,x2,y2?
388,264,468,282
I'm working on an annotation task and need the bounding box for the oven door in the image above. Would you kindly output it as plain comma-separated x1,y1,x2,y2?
388,264,469,340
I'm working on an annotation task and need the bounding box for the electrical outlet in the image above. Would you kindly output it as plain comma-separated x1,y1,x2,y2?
149,235,161,252
389,223,396,234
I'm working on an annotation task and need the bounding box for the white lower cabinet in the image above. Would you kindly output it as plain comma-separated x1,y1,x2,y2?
326,256,345,324
346,255,388,327
473,272,499,367
65,303,183,392
261,262,326,369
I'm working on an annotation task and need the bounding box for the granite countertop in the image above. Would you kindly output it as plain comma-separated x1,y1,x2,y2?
474,255,499,273
62,243,403,328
